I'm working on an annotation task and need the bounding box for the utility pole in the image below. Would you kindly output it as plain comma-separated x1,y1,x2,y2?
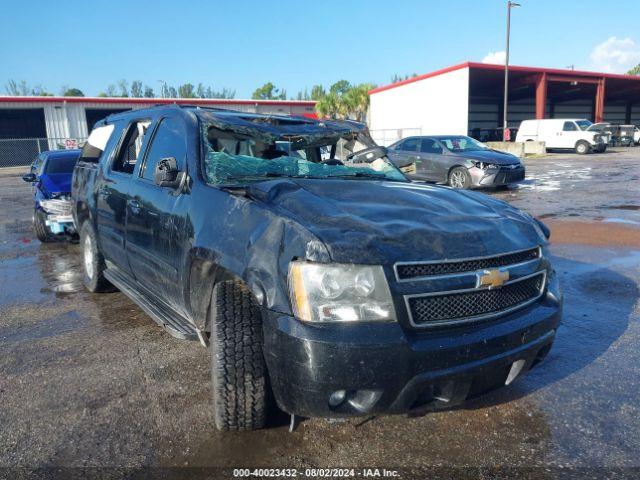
503,1,520,141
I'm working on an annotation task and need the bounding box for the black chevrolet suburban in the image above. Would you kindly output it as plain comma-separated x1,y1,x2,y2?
72,106,562,431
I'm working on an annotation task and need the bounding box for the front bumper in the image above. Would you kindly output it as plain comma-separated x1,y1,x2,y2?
263,273,562,418
39,198,76,235
469,165,525,187
44,215,75,235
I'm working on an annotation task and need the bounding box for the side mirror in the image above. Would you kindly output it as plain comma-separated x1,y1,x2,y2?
22,173,37,183
154,157,182,188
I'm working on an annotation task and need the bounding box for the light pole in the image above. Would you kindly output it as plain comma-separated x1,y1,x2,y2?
503,1,520,141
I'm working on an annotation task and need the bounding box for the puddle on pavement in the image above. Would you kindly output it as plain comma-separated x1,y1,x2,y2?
37,244,84,295
604,204,640,211
601,217,640,226
0,310,85,343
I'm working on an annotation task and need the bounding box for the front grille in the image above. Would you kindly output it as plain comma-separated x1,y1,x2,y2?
496,167,525,184
396,247,539,280
407,272,545,327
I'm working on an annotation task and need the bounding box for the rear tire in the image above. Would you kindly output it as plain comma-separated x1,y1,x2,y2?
80,221,111,293
33,208,53,243
575,141,590,155
448,167,472,189
209,280,268,431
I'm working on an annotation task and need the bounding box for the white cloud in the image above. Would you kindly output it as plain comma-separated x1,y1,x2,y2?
482,51,506,65
589,37,640,73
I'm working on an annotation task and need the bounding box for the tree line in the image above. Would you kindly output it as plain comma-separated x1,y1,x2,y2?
4,72,424,121
3,79,236,99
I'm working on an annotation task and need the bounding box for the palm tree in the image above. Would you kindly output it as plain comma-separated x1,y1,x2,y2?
344,83,375,122
314,82,377,121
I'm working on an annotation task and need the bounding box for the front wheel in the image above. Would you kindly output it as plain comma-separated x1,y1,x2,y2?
575,141,590,155
448,167,472,189
80,222,111,292
33,208,53,243
209,280,268,431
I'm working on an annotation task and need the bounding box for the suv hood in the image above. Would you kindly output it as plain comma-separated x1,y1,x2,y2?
39,173,72,197
245,179,543,265
454,149,520,165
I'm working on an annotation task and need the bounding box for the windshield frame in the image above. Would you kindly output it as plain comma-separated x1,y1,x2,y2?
575,120,593,131
438,135,490,153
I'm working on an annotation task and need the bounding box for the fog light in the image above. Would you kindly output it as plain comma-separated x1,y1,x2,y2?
328,390,346,407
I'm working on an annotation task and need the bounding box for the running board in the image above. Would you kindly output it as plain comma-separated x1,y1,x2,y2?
104,268,199,341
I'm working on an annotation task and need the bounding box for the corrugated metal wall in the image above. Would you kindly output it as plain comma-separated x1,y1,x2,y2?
552,99,593,120
603,102,629,124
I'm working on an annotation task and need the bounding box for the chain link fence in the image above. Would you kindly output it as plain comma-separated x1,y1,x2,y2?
369,128,422,147
0,138,87,169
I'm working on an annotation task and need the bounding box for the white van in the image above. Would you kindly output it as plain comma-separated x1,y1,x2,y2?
516,119,606,154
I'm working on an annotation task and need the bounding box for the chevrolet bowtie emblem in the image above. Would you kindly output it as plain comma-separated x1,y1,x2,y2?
477,268,509,289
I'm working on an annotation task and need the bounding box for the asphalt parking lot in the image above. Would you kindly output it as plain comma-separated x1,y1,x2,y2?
0,148,639,478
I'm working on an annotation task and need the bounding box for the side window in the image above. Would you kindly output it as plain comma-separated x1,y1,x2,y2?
112,120,151,174
563,121,578,132
400,138,419,152
141,117,186,181
420,138,442,154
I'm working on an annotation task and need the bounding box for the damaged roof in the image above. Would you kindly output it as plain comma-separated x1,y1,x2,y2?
195,108,367,140
102,105,367,144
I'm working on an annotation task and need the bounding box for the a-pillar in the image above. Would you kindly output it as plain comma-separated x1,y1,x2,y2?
595,78,606,123
535,73,547,119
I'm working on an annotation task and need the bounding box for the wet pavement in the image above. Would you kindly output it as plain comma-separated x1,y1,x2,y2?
0,148,639,478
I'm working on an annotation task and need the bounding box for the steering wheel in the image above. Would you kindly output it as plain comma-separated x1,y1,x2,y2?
346,146,387,163
321,159,344,166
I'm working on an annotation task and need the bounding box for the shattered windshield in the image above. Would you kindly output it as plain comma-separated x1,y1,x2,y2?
201,123,406,185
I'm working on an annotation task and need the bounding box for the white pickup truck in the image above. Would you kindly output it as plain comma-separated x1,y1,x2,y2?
516,118,606,154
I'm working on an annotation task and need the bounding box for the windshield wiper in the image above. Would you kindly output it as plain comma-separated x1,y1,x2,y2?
327,172,387,180
224,172,289,181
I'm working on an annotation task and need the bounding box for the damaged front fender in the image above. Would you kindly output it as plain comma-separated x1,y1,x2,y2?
185,184,331,331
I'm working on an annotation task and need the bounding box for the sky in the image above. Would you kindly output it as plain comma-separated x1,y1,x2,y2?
1,0,640,99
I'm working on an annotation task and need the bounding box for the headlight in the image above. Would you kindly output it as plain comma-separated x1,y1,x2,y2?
532,218,550,241
473,162,499,170
288,261,396,323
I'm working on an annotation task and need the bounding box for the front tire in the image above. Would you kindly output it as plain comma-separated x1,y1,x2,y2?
448,167,472,189
33,208,53,243
575,141,590,155
80,222,111,292
209,280,268,431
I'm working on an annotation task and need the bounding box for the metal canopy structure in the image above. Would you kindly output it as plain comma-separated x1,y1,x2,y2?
466,62,640,124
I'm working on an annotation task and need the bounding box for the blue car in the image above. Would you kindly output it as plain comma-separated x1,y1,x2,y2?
22,149,81,242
